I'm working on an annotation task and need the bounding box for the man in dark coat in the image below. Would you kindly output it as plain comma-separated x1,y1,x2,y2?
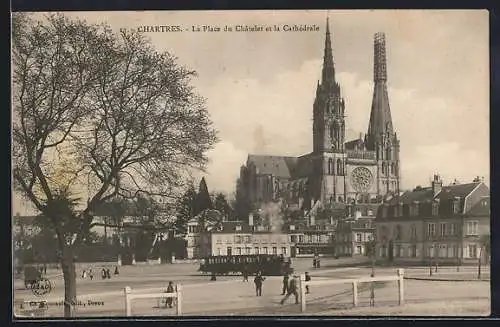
254,271,265,296
165,281,175,308
242,265,249,282
281,273,289,295
305,272,311,294
280,275,299,305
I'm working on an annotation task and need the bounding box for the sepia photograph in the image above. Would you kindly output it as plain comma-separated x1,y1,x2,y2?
11,10,490,318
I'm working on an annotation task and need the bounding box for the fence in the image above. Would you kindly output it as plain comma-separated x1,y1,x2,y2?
123,285,183,316
298,268,405,312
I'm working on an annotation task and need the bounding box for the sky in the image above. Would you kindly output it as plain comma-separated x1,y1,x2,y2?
12,10,489,215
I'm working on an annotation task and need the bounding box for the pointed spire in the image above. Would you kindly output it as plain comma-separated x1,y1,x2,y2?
367,32,394,149
322,17,335,85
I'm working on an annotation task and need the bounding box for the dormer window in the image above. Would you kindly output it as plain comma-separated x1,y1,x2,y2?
453,197,460,214
432,200,439,216
290,225,295,231
236,225,242,231
410,202,419,217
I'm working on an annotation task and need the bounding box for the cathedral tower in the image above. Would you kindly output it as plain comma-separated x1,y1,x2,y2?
365,33,401,196
311,18,347,204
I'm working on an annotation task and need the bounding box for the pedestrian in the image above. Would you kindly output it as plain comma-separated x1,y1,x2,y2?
101,268,107,279
107,268,112,279
312,257,317,269
254,271,266,296
316,257,321,268
114,266,119,275
43,263,47,275
281,273,289,295
82,269,87,279
242,265,249,282
210,271,217,281
89,269,94,280
280,275,299,305
305,272,311,294
165,281,175,308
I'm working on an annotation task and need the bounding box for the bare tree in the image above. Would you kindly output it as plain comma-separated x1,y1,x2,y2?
12,13,217,317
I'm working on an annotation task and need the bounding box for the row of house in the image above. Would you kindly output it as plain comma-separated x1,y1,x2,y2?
185,175,490,265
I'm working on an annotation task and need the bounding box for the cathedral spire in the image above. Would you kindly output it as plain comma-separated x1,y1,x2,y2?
321,17,335,85
367,32,394,149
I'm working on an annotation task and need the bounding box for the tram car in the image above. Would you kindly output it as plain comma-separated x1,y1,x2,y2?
199,254,293,276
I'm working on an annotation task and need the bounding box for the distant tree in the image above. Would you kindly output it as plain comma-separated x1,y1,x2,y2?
174,183,197,236
234,178,253,222
194,177,212,216
213,192,232,220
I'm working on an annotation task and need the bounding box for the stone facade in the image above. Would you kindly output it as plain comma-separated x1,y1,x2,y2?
375,175,490,265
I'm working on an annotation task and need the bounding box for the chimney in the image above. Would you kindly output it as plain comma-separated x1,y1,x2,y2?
248,213,254,226
431,174,443,196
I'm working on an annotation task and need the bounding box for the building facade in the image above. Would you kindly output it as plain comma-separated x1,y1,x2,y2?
236,21,401,213
375,175,490,265
335,211,376,257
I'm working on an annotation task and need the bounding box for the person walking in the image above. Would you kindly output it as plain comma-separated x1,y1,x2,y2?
280,275,299,305
114,266,120,275
305,272,311,294
254,271,265,296
165,281,175,308
89,269,94,280
242,265,249,282
281,273,289,295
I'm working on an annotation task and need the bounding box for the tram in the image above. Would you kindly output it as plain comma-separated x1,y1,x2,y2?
199,254,293,276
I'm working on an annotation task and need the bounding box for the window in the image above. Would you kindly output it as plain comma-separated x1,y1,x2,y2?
439,244,447,258
245,247,251,254
290,225,295,231
227,247,232,256
254,247,259,255
411,244,417,258
440,223,447,237
236,247,242,255
299,235,304,243
235,235,241,243
282,247,287,255
290,235,297,243
395,225,402,240
263,247,268,254
427,223,436,238
466,221,478,235
453,198,460,214
236,225,242,231
450,224,456,236
468,244,477,258
217,248,221,255
410,225,417,240
432,202,439,216
356,233,362,242
272,247,277,255
356,246,362,254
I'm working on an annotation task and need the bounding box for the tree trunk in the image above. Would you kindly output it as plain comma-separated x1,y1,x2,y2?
61,248,77,317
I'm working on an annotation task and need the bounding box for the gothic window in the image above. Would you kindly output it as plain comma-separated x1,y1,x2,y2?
328,158,334,175
386,147,392,160
330,124,335,141
336,159,342,176
391,163,395,175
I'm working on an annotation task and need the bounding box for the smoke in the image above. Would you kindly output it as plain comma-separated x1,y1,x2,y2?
259,201,284,233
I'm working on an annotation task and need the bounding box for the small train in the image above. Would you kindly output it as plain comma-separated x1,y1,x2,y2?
199,254,293,276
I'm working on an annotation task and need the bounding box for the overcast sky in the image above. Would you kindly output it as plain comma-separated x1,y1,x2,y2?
13,10,489,215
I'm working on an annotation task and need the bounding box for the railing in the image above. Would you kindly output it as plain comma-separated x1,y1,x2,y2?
124,285,183,316
298,268,405,312
346,150,376,161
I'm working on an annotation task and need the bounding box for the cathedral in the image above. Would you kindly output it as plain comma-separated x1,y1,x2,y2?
236,20,401,211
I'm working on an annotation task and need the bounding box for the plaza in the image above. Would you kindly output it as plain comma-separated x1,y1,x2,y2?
13,258,490,317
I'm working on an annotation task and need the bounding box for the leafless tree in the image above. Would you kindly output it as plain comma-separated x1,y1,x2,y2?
12,13,217,316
